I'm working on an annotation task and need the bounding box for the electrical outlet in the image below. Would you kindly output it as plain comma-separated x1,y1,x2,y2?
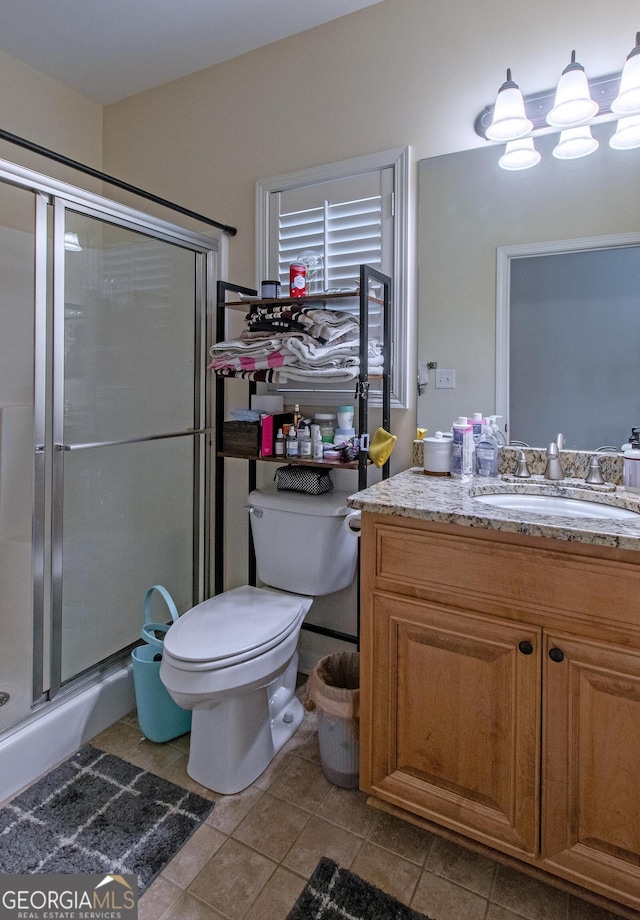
435,369,456,388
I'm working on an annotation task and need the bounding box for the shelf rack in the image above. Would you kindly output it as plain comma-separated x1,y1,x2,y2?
213,265,391,647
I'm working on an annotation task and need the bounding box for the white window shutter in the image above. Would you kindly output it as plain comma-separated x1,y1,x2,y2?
256,148,411,408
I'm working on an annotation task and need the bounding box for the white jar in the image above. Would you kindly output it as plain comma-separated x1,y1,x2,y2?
623,448,640,492
336,405,354,429
423,431,452,476
315,413,336,443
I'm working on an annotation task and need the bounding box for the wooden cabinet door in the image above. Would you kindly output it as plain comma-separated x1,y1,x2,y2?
542,633,640,909
361,592,541,857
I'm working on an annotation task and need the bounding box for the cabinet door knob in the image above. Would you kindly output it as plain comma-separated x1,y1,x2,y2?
518,640,534,655
548,647,564,663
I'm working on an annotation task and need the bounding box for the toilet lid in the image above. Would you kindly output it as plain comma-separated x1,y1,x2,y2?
163,585,306,664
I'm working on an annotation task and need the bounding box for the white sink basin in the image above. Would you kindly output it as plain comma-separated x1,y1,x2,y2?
473,492,640,521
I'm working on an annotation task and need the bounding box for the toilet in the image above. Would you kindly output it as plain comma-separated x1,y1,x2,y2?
159,488,360,794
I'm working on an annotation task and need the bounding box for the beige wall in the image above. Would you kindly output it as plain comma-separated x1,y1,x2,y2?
101,0,639,464
0,50,103,182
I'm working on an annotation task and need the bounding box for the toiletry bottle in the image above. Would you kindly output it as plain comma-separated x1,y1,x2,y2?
312,430,324,461
475,425,500,477
286,428,298,459
300,428,312,458
623,446,640,492
470,412,486,443
275,428,285,457
487,415,507,446
293,403,302,429
450,417,474,480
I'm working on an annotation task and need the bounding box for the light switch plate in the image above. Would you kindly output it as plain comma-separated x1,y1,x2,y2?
435,369,456,388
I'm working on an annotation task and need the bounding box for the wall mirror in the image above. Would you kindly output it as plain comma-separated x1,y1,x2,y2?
417,123,640,450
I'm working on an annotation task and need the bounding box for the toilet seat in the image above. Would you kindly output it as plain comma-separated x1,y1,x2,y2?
163,585,309,671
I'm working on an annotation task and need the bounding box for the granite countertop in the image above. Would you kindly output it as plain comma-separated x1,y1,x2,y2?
347,468,640,551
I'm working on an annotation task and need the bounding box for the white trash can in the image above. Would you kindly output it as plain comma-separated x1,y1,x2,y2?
305,652,360,788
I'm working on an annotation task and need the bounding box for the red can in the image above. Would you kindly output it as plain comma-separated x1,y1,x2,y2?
289,262,306,297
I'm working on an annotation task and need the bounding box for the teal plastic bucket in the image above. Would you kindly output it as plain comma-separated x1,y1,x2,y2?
131,585,192,743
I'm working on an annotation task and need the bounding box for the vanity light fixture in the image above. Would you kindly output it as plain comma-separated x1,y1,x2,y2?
552,125,599,159
485,69,533,142
63,231,82,251
609,113,640,149
546,51,599,128
611,32,640,115
475,31,640,168
498,137,541,170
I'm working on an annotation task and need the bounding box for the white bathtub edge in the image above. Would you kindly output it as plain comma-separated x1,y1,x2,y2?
0,663,136,804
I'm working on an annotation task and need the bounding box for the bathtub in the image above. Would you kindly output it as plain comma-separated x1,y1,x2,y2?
0,661,136,804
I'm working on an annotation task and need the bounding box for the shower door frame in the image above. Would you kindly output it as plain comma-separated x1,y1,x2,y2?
0,157,222,713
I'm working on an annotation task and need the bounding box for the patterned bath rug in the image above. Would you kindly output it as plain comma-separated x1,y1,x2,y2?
286,857,435,920
0,743,213,895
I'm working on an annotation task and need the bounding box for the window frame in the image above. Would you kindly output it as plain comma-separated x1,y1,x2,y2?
255,147,411,409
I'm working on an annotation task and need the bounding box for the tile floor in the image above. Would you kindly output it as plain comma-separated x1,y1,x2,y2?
86,683,629,920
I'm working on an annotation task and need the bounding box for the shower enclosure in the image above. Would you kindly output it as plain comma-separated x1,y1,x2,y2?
0,158,219,791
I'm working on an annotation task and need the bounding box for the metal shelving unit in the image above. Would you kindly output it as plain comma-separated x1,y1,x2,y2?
213,264,391,646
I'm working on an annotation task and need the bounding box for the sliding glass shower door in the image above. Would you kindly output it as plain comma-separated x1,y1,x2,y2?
0,161,217,733
51,204,211,692
0,183,37,732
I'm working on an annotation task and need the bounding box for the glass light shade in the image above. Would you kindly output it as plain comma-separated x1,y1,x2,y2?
498,138,541,170
552,126,599,159
486,70,533,141
64,231,82,251
546,53,599,128
609,115,640,150
611,33,640,115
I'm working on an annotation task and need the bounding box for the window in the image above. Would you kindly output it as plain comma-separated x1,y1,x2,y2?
256,148,410,408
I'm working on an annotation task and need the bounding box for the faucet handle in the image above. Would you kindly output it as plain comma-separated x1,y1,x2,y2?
556,433,565,450
514,449,531,478
585,455,605,485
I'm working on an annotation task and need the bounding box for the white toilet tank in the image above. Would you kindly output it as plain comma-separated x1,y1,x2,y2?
247,488,359,595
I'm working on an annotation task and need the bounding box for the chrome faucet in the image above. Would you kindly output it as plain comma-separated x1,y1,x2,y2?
585,447,618,485
544,434,564,480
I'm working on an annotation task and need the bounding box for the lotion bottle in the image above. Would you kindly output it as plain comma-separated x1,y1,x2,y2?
475,425,500,477
470,412,486,443
487,415,507,446
451,417,474,480
623,447,640,492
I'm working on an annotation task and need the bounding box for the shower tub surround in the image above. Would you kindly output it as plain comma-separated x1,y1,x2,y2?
0,664,135,805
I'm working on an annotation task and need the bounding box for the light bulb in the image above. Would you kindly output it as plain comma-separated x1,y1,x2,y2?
486,69,533,142
552,126,599,159
64,232,82,251
609,114,640,150
547,51,599,128
612,32,640,116
498,138,541,170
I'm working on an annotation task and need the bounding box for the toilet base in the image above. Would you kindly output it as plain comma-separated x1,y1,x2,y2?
186,654,302,794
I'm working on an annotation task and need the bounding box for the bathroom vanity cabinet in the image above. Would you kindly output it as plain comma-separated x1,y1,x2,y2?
359,511,640,915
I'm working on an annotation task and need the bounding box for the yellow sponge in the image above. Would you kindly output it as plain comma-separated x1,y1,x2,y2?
369,427,397,468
